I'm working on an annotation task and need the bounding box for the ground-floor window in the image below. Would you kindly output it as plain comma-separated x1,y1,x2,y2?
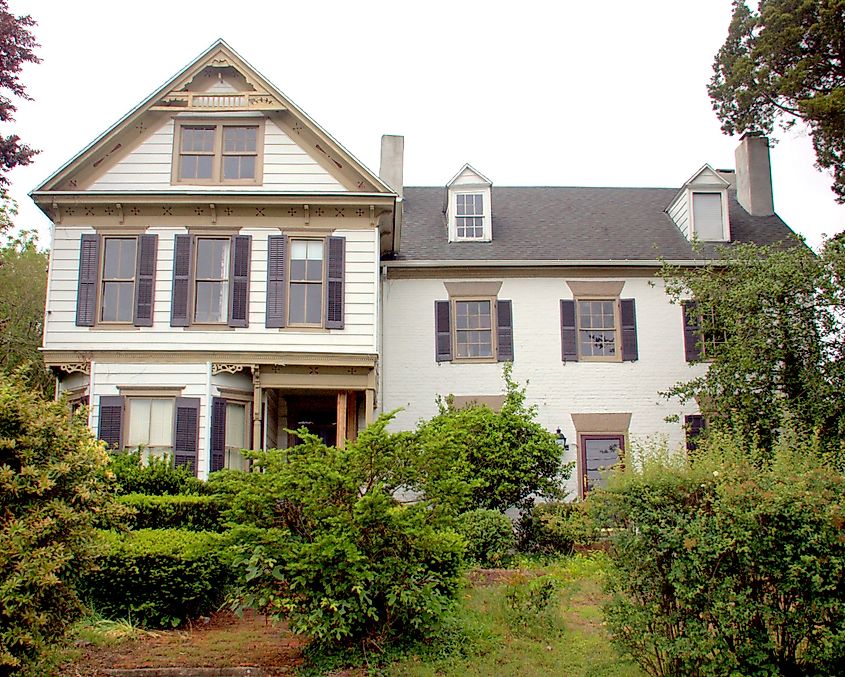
126,397,174,460
579,434,624,496
225,400,249,471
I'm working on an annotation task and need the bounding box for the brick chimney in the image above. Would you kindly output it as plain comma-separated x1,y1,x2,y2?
734,132,774,216
379,134,404,198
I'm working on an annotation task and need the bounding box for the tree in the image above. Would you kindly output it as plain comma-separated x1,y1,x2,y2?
661,238,845,456
409,364,570,514
0,372,122,671
0,219,52,398
0,0,39,189
709,1,845,202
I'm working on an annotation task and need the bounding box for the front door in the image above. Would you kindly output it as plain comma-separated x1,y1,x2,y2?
580,435,624,496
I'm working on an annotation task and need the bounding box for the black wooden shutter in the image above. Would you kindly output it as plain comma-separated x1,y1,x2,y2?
133,234,158,327
228,235,251,328
560,300,578,362
173,397,200,475
496,300,514,362
98,395,124,450
210,396,227,473
435,300,452,362
682,301,702,362
266,235,287,328
171,234,192,327
325,236,345,329
620,298,638,361
76,234,100,327
685,414,706,453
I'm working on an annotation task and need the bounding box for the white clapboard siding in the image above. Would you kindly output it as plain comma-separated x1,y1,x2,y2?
44,227,377,353
91,361,211,477
88,119,349,192
667,195,689,237
380,275,708,499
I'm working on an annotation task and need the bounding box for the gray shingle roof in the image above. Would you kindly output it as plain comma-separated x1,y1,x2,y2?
395,186,796,262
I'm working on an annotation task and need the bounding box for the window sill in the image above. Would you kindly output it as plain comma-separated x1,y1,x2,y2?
183,324,237,331
451,357,498,364
89,324,141,331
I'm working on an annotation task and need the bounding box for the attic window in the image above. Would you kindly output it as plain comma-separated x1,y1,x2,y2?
173,121,264,185
692,192,725,241
456,193,485,239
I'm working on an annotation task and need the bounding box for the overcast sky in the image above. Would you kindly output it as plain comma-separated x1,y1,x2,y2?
6,0,845,250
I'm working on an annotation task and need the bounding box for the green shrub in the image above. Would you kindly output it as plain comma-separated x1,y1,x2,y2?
118,493,223,531
226,415,465,650
83,529,229,628
456,509,515,567
592,433,845,676
0,374,123,671
409,364,571,514
108,451,205,496
503,574,560,635
517,500,595,555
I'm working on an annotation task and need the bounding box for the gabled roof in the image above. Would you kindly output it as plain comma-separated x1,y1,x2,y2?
447,163,493,187
392,186,795,264
33,39,393,195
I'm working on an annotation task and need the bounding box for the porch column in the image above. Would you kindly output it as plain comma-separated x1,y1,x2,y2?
346,390,358,443
336,391,348,448
252,367,262,451
365,388,374,425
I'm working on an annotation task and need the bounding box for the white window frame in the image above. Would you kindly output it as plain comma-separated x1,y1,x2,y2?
689,189,730,241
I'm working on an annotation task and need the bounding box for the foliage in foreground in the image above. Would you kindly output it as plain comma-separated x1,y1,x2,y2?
0,374,121,670
223,415,465,650
409,363,570,514
662,238,845,457
593,433,845,676
709,0,845,202
108,450,206,496
118,493,223,531
82,529,228,628
456,508,515,568
517,500,596,556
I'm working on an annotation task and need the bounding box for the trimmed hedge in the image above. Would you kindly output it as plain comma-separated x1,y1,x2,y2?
109,451,206,496
456,508,515,567
118,494,224,532
83,529,229,628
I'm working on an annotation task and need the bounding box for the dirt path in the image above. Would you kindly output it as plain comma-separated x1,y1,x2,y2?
61,611,305,676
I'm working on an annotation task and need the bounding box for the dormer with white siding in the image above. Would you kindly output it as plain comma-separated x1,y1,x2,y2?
667,165,731,242
447,164,493,242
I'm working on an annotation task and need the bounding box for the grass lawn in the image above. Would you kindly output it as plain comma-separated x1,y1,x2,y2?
50,553,641,676
383,553,642,677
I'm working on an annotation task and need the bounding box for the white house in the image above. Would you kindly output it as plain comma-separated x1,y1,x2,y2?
33,42,796,492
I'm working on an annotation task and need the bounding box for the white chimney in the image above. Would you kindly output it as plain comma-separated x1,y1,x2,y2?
735,133,774,216
379,135,404,197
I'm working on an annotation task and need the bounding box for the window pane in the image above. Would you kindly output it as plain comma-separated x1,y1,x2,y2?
289,283,306,324
290,258,306,280
182,127,215,152
101,281,134,322
222,155,240,180
693,193,724,240
196,239,229,279
148,399,174,447
179,155,197,179
238,156,255,179
195,281,228,323
126,398,151,447
103,238,136,279
305,258,322,282
223,126,257,152
306,283,322,324
225,403,246,449
290,240,308,260
196,155,213,179
306,240,323,261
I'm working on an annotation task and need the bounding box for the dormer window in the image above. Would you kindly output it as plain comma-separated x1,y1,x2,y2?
456,193,485,239
691,192,726,241
447,164,493,242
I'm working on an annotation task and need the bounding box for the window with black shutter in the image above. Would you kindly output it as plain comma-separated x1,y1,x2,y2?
173,397,200,475
433,296,514,363
560,296,638,362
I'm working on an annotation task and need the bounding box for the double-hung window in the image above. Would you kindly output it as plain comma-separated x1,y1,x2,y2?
174,122,263,185
76,233,158,327
126,397,174,459
455,193,484,239
194,237,230,324
288,239,324,326
100,237,137,323
265,235,345,330
210,395,252,473
560,296,638,362
454,299,493,358
170,234,251,328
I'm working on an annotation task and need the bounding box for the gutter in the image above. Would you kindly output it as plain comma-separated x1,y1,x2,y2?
382,258,718,268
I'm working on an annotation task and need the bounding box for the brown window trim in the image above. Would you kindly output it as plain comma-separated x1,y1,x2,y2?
574,296,624,363
171,118,265,186
450,295,497,363
286,236,327,329
578,433,625,498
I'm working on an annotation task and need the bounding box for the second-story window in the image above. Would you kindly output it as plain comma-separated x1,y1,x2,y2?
578,299,617,358
175,122,263,184
455,193,484,239
455,299,493,358
289,239,324,325
194,237,230,323
100,237,137,323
